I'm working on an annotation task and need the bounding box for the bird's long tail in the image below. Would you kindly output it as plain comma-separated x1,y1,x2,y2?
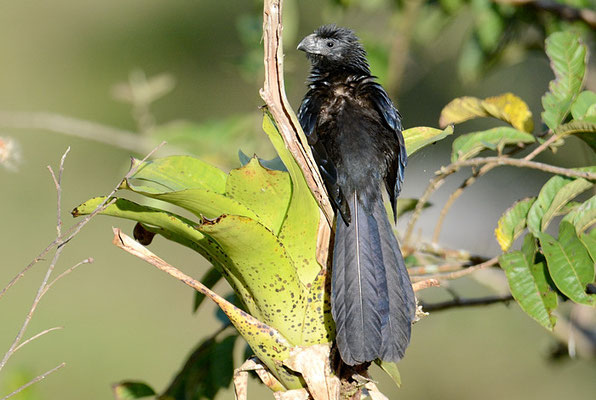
331,192,416,365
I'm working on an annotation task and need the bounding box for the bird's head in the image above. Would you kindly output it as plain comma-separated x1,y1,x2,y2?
297,24,370,76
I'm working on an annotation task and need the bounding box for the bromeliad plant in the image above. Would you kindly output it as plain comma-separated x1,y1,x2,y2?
73,108,451,398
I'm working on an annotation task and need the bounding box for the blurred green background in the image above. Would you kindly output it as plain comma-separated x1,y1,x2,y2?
1,0,595,399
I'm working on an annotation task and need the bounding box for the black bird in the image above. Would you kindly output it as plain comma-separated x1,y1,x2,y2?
297,25,416,365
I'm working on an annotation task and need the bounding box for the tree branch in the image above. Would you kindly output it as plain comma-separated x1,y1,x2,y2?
421,294,514,312
260,0,333,267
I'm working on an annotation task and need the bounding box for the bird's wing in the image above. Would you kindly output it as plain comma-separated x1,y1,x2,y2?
363,82,407,221
298,91,350,223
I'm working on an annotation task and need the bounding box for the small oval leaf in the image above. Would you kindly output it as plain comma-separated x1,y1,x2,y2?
495,197,535,252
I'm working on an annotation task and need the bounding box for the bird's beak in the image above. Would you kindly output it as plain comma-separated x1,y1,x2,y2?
297,34,317,53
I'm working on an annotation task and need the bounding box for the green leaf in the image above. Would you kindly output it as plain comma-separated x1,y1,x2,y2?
527,168,595,234
537,222,595,306
540,179,592,231
495,197,535,252
571,91,596,120
125,186,261,221
375,359,401,388
499,234,557,330
225,157,291,235
451,127,535,162
579,232,596,263
403,125,454,156
262,112,322,285
554,120,596,137
124,155,227,194
440,93,534,132
113,381,156,399
198,214,306,345
541,31,587,130
72,197,260,321
564,195,596,234
193,267,222,313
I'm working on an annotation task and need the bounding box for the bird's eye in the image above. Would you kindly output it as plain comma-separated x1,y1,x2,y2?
326,41,334,48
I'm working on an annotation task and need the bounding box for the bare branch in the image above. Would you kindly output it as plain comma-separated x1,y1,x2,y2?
1,363,66,400
421,294,514,312
45,258,94,292
13,327,64,354
411,256,500,282
260,0,333,266
412,279,440,292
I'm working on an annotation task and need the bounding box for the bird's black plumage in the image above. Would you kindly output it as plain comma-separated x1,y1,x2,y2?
297,25,416,365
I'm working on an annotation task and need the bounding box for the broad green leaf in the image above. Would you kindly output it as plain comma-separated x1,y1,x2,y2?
527,167,596,234
198,214,306,345
571,91,596,120
193,266,223,313
262,112,322,285
541,31,587,130
495,198,535,252
124,155,227,194
225,157,291,235
499,234,557,330
537,222,595,306
113,381,156,399
403,125,454,156
564,195,596,234
72,197,260,320
375,360,401,388
451,127,535,162
440,93,534,132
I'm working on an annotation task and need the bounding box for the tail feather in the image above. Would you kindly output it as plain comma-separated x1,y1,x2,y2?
331,193,415,365
373,200,416,362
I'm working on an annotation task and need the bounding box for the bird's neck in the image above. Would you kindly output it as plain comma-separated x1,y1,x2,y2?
308,64,371,85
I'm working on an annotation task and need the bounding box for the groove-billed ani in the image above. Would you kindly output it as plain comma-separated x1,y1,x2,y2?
297,25,416,365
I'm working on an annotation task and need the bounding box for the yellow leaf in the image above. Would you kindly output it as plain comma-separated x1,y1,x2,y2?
440,93,534,133
483,93,534,133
